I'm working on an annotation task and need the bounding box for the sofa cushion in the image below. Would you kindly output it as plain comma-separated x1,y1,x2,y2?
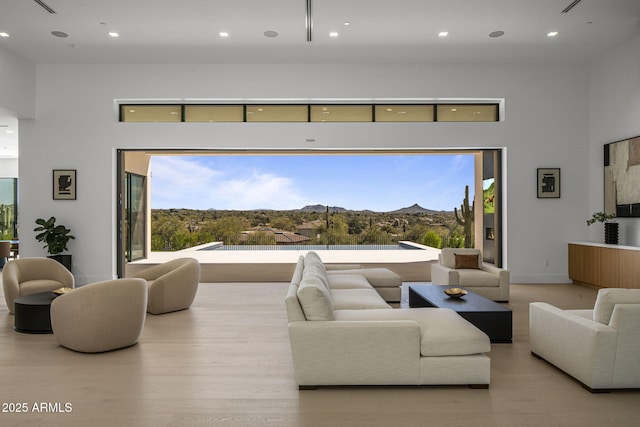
334,308,490,356
297,276,334,321
19,279,68,295
304,251,327,274
331,289,391,310
454,253,480,269
326,274,373,289
327,268,402,288
593,288,640,325
456,270,500,287
303,264,330,289
440,248,482,269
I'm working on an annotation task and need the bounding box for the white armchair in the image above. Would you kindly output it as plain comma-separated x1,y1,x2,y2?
2,257,74,314
430,248,509,302
132,258,200,314
530,288,640,392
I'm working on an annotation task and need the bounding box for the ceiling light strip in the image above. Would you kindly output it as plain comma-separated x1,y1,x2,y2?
33,0,56,14
306,0,313,42
561,0,583,13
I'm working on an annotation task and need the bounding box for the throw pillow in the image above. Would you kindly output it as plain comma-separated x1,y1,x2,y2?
454,253,480,269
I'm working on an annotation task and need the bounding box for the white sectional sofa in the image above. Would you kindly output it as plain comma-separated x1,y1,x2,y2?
285,251,492,388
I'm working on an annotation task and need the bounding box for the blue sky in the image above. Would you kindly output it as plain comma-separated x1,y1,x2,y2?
150,154,474,212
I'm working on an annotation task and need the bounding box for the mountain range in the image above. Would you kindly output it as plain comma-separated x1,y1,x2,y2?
300,203,450,215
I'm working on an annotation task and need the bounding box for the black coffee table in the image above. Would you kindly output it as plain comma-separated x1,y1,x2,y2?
408,284,512,343
13,291,59,334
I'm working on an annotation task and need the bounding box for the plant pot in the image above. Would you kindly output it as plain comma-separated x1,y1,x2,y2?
49,254,72,272
604,222,619,245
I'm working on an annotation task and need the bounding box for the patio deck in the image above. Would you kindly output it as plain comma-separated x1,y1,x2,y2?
126,245,440,282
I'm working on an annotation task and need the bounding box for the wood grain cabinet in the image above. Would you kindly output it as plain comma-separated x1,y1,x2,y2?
568,242,640,289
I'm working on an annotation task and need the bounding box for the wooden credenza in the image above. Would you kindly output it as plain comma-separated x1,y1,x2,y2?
568,242,640,289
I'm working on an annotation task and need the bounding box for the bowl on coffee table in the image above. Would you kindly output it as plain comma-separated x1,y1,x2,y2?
443,288,468,299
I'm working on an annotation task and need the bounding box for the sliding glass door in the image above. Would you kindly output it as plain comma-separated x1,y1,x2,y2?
125,173,146,262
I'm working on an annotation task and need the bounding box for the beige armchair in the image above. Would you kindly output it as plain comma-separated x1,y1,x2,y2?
530,288,640,392
132,258,200,314
2,257,74,314
51,278,148,353
430,248,509,302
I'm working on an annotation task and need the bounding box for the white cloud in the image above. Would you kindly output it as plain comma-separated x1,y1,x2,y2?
151,157,310,210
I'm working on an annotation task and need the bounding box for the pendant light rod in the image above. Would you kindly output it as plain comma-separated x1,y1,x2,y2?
306,0,313,42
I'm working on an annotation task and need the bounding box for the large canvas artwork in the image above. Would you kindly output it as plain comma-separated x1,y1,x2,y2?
604,136,640,217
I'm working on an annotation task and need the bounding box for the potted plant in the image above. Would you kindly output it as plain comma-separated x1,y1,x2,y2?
586,212,618,245
34,216,75,271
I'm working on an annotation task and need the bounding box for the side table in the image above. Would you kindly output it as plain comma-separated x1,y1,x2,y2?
14,291,59,334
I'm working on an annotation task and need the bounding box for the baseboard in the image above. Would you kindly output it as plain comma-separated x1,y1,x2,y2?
510,274,572,284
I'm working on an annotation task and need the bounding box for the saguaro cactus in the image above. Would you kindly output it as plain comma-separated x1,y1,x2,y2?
454,185,475,248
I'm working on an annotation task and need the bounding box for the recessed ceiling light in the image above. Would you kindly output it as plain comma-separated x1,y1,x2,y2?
438,31,449,37
547,31,559,37
219,32,229,38
108,32,119,37
330,32,339,38
0,32,10,38
51,30,68,38
489,30,505,38
343,22,351,26
263,30,279,38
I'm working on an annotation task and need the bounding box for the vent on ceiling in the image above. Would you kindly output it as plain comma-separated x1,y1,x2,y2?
33,0,56,14
562,0,583,13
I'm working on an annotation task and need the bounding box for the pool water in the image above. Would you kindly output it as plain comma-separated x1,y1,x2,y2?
199,243,423,251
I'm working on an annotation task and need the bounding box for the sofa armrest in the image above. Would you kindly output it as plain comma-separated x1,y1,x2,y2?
529,302,617,388
430,263,459,286
609,304,640,387
481,263,510,300
288,320,421,385
481,263,509,282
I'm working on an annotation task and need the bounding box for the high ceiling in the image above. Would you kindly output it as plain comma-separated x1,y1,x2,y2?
1,0,639,158
0,0,639,65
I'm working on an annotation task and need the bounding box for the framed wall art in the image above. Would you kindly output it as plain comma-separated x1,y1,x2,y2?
604,136,640,217
537,168,560,198
53,169,76,200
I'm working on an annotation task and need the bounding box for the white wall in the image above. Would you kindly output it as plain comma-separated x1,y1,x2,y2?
0,46,35,119
0,47,33,179
0,158,18,177
589,34,640,246
16,62,592,284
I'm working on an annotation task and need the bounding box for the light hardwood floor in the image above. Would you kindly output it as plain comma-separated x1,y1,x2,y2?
1,280,638,427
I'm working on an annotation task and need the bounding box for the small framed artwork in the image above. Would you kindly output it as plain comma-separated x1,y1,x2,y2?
53,169,76,200
537,168,560,198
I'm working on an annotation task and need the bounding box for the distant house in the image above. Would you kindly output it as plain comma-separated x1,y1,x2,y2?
296,220,323,238
239,227,311,245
